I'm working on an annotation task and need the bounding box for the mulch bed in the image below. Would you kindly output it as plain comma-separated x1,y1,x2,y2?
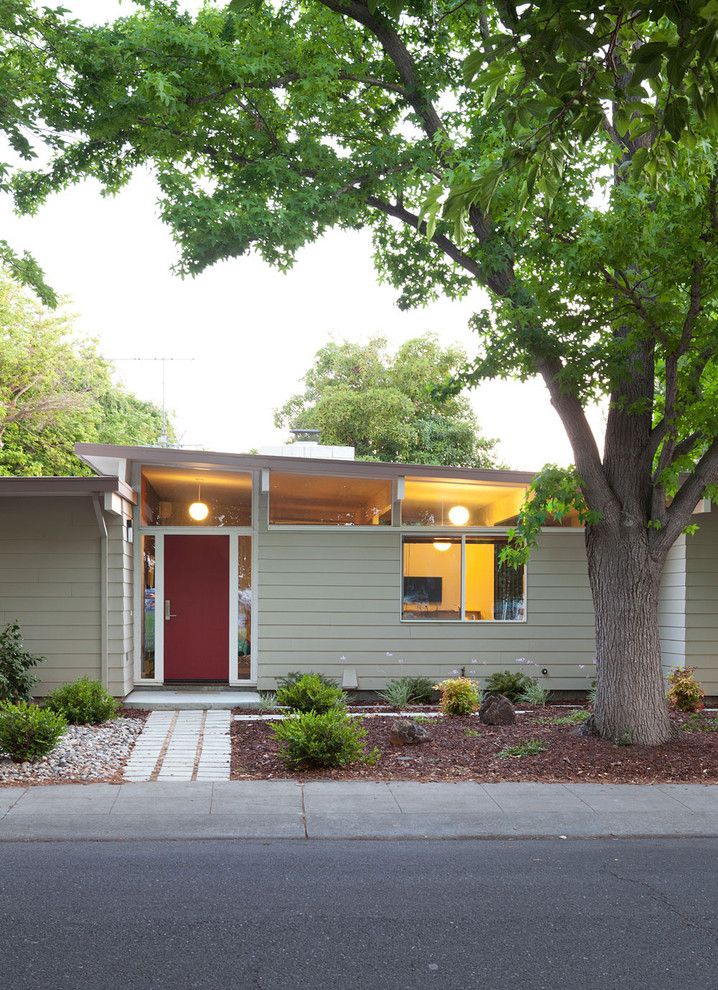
230,706,718,784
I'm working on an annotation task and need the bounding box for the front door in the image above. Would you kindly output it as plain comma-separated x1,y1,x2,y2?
164,535,229,681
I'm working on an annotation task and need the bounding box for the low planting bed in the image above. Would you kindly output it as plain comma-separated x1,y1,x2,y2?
0,709,147,786
230,706,718,784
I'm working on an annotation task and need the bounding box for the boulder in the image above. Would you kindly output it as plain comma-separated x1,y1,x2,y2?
389,719,431,746
479,694,516,725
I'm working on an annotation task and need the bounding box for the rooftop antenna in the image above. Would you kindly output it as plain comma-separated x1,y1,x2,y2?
109,356,194,447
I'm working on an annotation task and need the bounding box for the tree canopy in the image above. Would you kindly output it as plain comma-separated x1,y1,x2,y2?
275,334,497,466
0,275,169,475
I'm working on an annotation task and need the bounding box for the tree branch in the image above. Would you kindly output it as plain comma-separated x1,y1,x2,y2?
186,72,407,106
655,438,718,553
365,195,483,279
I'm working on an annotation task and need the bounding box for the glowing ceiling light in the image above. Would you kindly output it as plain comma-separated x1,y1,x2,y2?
433,540,452,552
189,480,209,521
448,504,470,526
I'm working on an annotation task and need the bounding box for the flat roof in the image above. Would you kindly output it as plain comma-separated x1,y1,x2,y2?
75,443,538,485
0,475,136,503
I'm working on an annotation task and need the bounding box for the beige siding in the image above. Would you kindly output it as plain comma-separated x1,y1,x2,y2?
256,500,596,691
659,535,686,678
0,497,102,695
106,501,134,697
684,510,718,695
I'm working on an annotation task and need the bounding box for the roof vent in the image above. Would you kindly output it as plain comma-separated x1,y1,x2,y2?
289,428,321,443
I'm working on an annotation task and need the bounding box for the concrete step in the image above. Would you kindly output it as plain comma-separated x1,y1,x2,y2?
123,689,261,711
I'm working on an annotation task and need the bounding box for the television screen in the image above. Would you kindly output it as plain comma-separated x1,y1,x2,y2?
403,576,443,605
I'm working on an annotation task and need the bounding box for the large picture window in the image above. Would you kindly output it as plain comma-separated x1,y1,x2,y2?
401,479,528,528
269,472,392,526
402,535,525,621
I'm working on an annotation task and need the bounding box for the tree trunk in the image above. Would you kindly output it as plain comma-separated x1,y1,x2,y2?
586,525,674,746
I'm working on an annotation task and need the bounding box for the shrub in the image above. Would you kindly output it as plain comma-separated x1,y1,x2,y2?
0,622,45,703
275,673,346,714
518,680,550,706
0,701,67,762
272,709,379,769
498,738,547,759
276,670,337,690
667,667,704,712
588,681,597,706
485,670,532,702
433,677,480,716
401,677,436,704
257,691,278,712
45,678,119,725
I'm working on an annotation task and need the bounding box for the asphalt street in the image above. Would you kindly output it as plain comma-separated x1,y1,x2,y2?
1,838,715,989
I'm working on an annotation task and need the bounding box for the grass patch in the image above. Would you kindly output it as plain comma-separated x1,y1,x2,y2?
536,709,591,726
681,713,718,733
498,738,547,759
464,728,482,738
412,715,431,725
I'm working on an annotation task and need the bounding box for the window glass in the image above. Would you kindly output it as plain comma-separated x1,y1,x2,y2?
237,536,252,680
465,537,525,621
402,536,461,620
142,535,156,677
269,472,392,526
402,479,528,527
141,466,252,527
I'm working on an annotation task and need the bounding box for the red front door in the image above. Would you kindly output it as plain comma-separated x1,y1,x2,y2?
164,535,229,681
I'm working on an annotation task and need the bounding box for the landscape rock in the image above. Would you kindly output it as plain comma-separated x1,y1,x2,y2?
479,694,516,725
389,719,431,746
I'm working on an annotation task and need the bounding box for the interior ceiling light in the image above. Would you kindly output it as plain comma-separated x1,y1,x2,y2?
188,481,209,521
448,504,470,526
433,541,452,552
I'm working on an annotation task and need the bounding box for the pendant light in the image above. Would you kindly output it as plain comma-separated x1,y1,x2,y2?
188,481,209,521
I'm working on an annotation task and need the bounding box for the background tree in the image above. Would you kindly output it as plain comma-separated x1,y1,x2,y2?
0,275,168,475
8,1,718,743
275,334,497,466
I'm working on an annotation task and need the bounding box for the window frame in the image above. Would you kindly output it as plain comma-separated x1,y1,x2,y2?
266,472,397,529
400,533,527,624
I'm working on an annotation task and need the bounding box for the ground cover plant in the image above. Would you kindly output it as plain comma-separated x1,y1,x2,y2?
434,677,480,715
0,701,66,762
380,676,436,709
518,680,550,706
275,674,346,714
271,709,379,770
0,622,45,703
232,705,717,783
498,739,548,759
45,678,118,725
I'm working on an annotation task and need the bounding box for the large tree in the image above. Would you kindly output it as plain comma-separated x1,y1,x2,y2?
7,1,718,743
276,334,497,466
0,275,168,475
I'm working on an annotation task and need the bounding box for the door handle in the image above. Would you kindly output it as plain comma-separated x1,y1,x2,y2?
165,599,178,621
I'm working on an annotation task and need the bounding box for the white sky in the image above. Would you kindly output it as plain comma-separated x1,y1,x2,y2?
1,0,605,470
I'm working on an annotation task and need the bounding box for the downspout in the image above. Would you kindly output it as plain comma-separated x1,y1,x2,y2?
92,496,109,690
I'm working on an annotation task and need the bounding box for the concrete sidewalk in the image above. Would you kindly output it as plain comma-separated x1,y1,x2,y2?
0,781,717,840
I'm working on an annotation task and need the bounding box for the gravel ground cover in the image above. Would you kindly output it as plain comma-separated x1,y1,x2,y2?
0,712,147,786
231,706,718,784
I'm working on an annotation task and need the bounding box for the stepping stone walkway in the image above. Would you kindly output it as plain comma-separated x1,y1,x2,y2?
124,710,231,782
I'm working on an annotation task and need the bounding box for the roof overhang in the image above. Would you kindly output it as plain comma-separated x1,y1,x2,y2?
75,443,538,486
0,475,136,504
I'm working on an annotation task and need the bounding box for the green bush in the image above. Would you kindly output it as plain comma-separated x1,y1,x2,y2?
45,678,118,725
379,679,413,709
276,670,337,691
272,709,379,769
485,670,532,702
275,673,346,714
401,676,436,704
433,677,481,716
0,621,45,703
0,701,67,762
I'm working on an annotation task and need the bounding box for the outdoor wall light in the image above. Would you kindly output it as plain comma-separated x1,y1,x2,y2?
188,481,209,521
448,504,470,526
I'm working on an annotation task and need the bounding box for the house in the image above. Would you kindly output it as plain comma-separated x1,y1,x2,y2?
0,441,716,700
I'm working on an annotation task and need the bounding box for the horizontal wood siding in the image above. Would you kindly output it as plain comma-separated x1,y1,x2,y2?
0,497,102,694
256,499,596,691
658,535,686,679
685,511,718,694
106,501,134,697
